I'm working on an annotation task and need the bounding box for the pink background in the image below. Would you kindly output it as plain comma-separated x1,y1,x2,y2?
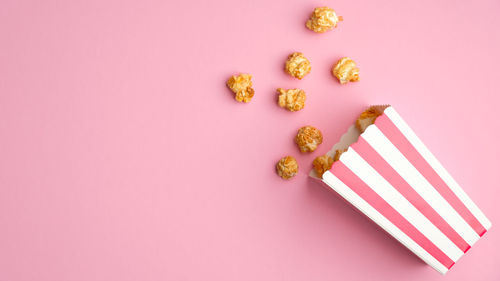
1,0,499,280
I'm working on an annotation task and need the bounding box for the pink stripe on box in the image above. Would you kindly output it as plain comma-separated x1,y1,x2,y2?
375,114,487,236
351,137,471,252
330,161,455,269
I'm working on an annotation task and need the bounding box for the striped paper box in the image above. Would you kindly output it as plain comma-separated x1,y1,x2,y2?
312,105,491,274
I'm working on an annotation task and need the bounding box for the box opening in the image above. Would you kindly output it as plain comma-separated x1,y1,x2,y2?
310,105,391,179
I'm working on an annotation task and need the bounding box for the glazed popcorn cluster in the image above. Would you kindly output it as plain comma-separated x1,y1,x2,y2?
295,126,323,153
226,73,255,103
276,156,299,180
277,88,306,112
313,155,334,177
285,52,312,80
225,6,362,180
306,7,343,33
333,57,360,84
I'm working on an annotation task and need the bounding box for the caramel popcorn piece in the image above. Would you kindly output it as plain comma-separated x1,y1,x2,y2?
332,57,359,84
295,126,323,152
276,156,299,180
306,7,343,33
277,88,306,112
356,107,383,133
285,52,311,79
226,73,255,103
313,155,334,178
333,149,348,161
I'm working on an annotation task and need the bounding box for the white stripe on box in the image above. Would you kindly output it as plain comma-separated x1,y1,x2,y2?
341,149,463,262
384,107,492,232
362,125,480,245
322,171,449,274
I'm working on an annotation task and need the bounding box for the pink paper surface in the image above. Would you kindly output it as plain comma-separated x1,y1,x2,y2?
0,0,499,280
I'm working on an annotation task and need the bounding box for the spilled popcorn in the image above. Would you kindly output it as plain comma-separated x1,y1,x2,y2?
332,57,359,84
285,52,311,79
306,7,343,33
295,126,323,152
276,156,299,180
277,88,306,112
227,73,255,103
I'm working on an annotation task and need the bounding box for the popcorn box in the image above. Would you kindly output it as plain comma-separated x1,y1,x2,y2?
311,105,491,274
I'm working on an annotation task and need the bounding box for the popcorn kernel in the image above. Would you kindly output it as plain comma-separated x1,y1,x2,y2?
295,126,323,152
332,57,359,84
313,155,334,177
306,7,343,33
285,52,311,79
226,73,255,103
276,156,299,180
277,88,306,112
